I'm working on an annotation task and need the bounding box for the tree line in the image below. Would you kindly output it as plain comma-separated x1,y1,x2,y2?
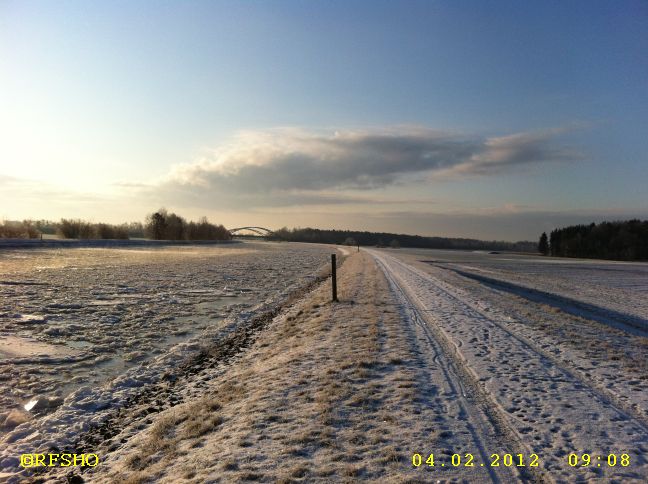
0,220,41,239
269,227,537,252
144,209,231,241
0,210,231,241
538,219,648,260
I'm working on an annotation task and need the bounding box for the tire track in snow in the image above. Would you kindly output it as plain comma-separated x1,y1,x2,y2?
373,252,533,483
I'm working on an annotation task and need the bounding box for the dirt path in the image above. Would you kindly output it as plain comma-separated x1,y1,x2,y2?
371,249,648,483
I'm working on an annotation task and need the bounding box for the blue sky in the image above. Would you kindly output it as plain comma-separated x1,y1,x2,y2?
1,0,646,240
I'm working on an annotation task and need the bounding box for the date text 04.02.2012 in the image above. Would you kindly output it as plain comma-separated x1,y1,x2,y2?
411,453,539,468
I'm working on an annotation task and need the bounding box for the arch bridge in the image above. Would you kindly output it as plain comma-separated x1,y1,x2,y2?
229,226,275,237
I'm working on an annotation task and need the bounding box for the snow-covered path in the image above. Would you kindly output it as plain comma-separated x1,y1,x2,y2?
370,249,648,483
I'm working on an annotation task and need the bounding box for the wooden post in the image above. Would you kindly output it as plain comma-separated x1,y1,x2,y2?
331,254,338,302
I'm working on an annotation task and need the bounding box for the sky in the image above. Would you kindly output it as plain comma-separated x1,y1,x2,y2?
1,0,646,241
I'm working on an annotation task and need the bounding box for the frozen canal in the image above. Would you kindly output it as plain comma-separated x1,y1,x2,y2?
0,242,331,441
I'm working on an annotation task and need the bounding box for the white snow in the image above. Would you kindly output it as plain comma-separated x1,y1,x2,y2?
371,248,648,482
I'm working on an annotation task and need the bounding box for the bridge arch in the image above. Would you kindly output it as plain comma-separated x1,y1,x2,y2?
229,226,275,237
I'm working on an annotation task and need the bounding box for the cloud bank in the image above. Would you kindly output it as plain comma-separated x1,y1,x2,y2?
145,126,582,208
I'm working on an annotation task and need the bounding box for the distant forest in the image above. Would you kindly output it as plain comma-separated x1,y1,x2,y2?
269,227,537,252
143,209,231,241
543,220,648,261
8,215,646,260
0,209,231,241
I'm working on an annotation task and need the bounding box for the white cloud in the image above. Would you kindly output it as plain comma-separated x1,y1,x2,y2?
134,126,583,208
458,128,583,174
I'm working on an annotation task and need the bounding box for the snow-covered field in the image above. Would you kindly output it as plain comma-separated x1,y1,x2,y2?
372,248,648,482
395,248,648,329
0,242,331,476
2,245,646,482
